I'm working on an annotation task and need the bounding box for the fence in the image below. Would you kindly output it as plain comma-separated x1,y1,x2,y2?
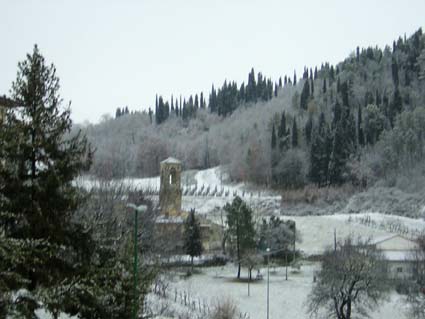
151,277,250,319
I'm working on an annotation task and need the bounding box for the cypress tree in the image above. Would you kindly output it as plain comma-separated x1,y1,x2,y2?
330,66,335,82
293,71,297,86
340,82,349,107
358,106,365,146
389,87,402,127
209,85,217,113
246,68,257,102
271,123,277,149
200,92,205,108
278,112,290,150
183,209,203,272
322,78,327,94
115,107,122,118
149,107,153,123
309,113,332,187
300,80,310,110
194,94,199,109
303,67,308,79
305,116,313,144
391,57,399,87
278,112,287,139
292,118,298,148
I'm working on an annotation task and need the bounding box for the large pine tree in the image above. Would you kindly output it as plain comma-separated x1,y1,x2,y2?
0,45,92,316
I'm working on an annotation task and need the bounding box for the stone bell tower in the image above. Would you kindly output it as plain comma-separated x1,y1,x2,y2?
159,157,182,217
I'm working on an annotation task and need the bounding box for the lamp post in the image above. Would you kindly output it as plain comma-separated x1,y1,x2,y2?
266,247,270,319
127,203,147,319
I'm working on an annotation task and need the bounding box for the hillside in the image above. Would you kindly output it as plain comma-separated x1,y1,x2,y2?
77,28,425,210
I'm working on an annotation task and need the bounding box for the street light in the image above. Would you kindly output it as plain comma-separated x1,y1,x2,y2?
266,247,270,319
127,203,147,319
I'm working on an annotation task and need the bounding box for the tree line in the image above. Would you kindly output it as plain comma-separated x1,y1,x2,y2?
88,28,425,193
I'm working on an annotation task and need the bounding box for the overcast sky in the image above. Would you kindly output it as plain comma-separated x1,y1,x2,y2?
1,0,424,124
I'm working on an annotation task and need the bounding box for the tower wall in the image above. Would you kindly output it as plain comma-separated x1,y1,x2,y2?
159,160,182,216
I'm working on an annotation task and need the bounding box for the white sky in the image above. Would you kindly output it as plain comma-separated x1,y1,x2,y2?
1,0,424,124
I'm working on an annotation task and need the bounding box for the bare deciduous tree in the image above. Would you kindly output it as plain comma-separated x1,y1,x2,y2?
306,236,389,319
407,235,425,319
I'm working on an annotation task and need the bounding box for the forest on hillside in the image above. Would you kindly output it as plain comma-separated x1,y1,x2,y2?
78,28,425,193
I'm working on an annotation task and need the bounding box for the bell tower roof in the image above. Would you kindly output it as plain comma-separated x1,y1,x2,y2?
161,157,181,164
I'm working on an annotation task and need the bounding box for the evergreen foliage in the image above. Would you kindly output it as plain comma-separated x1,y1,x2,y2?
300,79,310,110
224,196,256,279
257,217,296,261
83,28,425,191
0,45,93,317
183,209,203,270
291,118,298,148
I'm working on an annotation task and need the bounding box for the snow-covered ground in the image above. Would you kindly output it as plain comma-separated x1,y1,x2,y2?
159,263,408,319
73,166,425,319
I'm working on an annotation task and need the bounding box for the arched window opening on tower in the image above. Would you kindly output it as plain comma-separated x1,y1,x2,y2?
169,168,177,185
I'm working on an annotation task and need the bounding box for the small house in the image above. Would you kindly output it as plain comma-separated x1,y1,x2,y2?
372,234,420,279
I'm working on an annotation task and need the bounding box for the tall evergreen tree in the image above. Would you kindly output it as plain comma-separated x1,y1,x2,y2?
305,116,313,144
209,85,217,113
330,65,335,83
194,94,199,109
0,45,92,316
183,209,203,272
148,107,153,124
328,103,355,185
358,106,365,146
391,57,399,87
224,196,256,279
278,112,290,150
200,92,205,108
309,113,331,186
300,79,310,110
271,123,277,150
292,118,298,148
389,87,403,127
246,68,257,103
115,107,122,118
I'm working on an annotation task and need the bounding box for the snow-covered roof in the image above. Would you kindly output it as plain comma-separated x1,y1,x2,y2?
371,234,401,245
161,157,181,164
383,250,416,262
156,215,184,223
372,234,417,248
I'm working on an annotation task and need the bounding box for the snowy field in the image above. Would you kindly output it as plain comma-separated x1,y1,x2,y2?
71,167,425,319
155,263,408,319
